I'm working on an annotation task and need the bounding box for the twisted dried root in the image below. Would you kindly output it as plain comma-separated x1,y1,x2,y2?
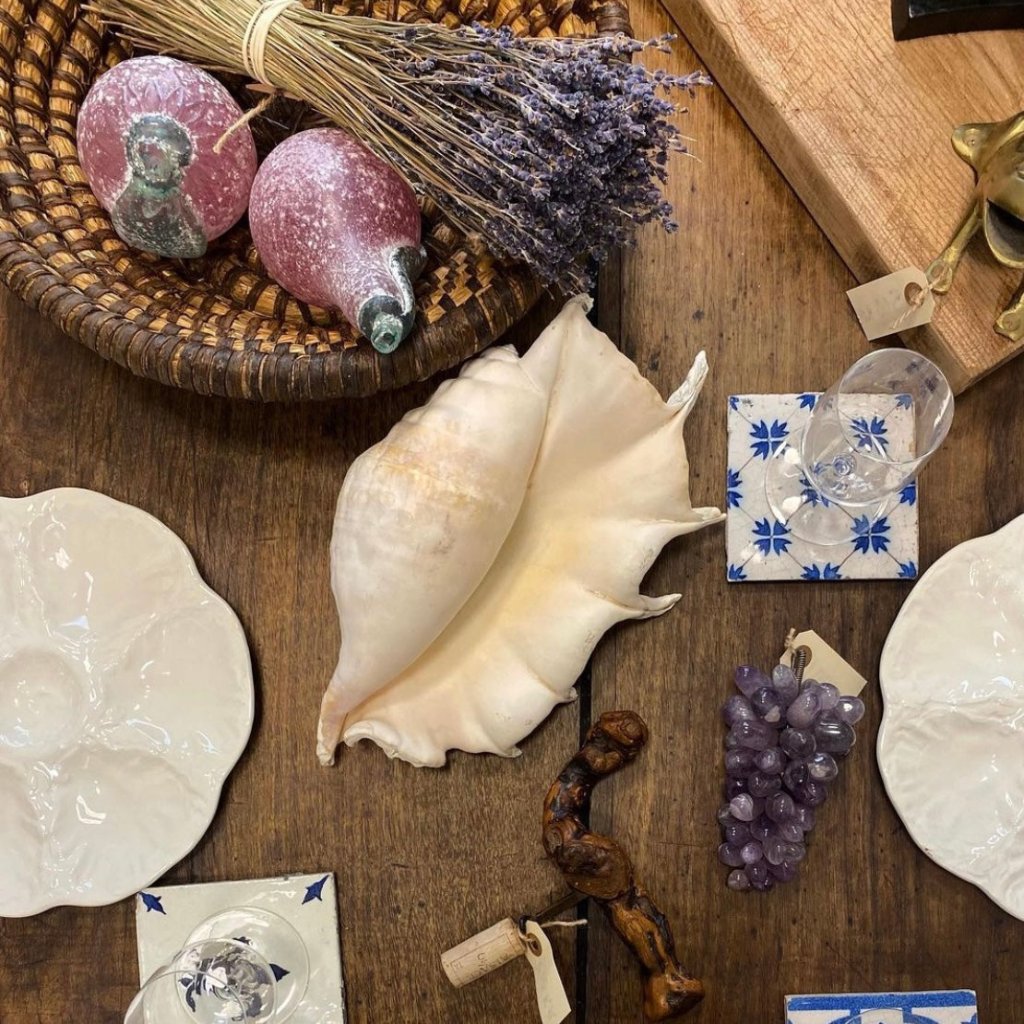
542,711,704,1021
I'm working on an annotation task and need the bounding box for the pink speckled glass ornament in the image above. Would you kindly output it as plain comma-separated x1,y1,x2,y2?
249,128,425,354
77,55,257,258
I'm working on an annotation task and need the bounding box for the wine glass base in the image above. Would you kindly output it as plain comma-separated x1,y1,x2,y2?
765,434,889,547
186,907,310,1022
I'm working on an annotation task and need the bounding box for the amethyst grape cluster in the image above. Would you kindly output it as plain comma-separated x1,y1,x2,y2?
717,664,864,892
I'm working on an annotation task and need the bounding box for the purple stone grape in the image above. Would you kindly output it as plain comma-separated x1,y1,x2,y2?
718,842,746,867
732,719,776,750
762,834,784,865
724,730,740,749
740,841,763,865
735,665,770,698
717,803,737,827
787,687,822,729
814,716,856,755
771,664,800,704
724,778,747,800
777,821,804,843
807,751,839,782
755,747,785,774
766,791,795,823
792,803,815,831
750,687,783,724
745,860,770,886
782,761,809,791
722,694,757,727
725,748,756,776
792,780,829,807
750,815,773,842
748,771,782,798
817,682,841,711
723,822,751,846
729,794,755,821
835,695,866,725
764,836,805,866
767,859,799,882
780,727,816,759
727,868,752,892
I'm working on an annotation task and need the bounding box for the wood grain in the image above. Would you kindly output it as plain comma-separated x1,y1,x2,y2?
662,0,1024,393
0,288,580,1023
588,5,1024,1021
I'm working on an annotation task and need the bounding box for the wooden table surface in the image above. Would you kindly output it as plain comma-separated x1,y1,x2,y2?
2,4,1023,1021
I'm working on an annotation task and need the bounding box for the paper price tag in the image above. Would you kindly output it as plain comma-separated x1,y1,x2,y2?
441,918,524,988
523,920,571,1024
780,630,866,696
847,266,935,340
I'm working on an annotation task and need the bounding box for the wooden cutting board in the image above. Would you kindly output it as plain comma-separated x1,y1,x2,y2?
664,0,1024,392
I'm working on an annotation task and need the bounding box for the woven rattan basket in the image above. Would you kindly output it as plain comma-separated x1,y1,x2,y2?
0,0,630,400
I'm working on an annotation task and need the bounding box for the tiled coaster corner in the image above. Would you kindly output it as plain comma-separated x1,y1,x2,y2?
785,989,978,1024
135,873,345,1023
727,394,919,583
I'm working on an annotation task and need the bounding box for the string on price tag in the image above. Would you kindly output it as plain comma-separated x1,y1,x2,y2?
780,629,866,696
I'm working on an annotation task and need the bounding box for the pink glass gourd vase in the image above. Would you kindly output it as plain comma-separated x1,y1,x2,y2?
77,55,257,259
249,128,426,354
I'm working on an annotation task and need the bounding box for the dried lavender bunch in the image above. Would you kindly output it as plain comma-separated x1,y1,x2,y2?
394,28,708,290
95,0,709,289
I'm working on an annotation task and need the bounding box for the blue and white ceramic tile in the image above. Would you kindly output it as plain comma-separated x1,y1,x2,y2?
136,873,345,1023
727,394,919,582
785,990,978,1024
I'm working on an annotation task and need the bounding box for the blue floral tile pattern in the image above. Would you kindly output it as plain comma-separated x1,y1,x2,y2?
785,990,978,1024
851,415,889,452
726,394,919,582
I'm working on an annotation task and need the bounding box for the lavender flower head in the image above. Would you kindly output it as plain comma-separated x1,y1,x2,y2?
387,27,710,291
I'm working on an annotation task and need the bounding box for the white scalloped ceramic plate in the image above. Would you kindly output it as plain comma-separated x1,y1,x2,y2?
0,488,253,917
878,513,1024,920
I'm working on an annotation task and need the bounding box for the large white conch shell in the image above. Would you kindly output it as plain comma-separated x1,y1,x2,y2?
318,297,723,767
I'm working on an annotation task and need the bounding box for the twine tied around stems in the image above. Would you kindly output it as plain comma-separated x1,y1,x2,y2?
213,0,297,153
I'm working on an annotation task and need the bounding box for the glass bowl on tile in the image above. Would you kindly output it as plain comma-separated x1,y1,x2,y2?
124,938,278,1024
184,907,310,1021
765,349,953,545
126,908,311,1023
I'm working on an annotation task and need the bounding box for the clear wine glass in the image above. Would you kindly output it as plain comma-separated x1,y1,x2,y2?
765,348,953,545
124,938,278,1024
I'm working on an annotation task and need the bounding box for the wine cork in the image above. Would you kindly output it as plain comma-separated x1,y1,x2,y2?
441,918,526,988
